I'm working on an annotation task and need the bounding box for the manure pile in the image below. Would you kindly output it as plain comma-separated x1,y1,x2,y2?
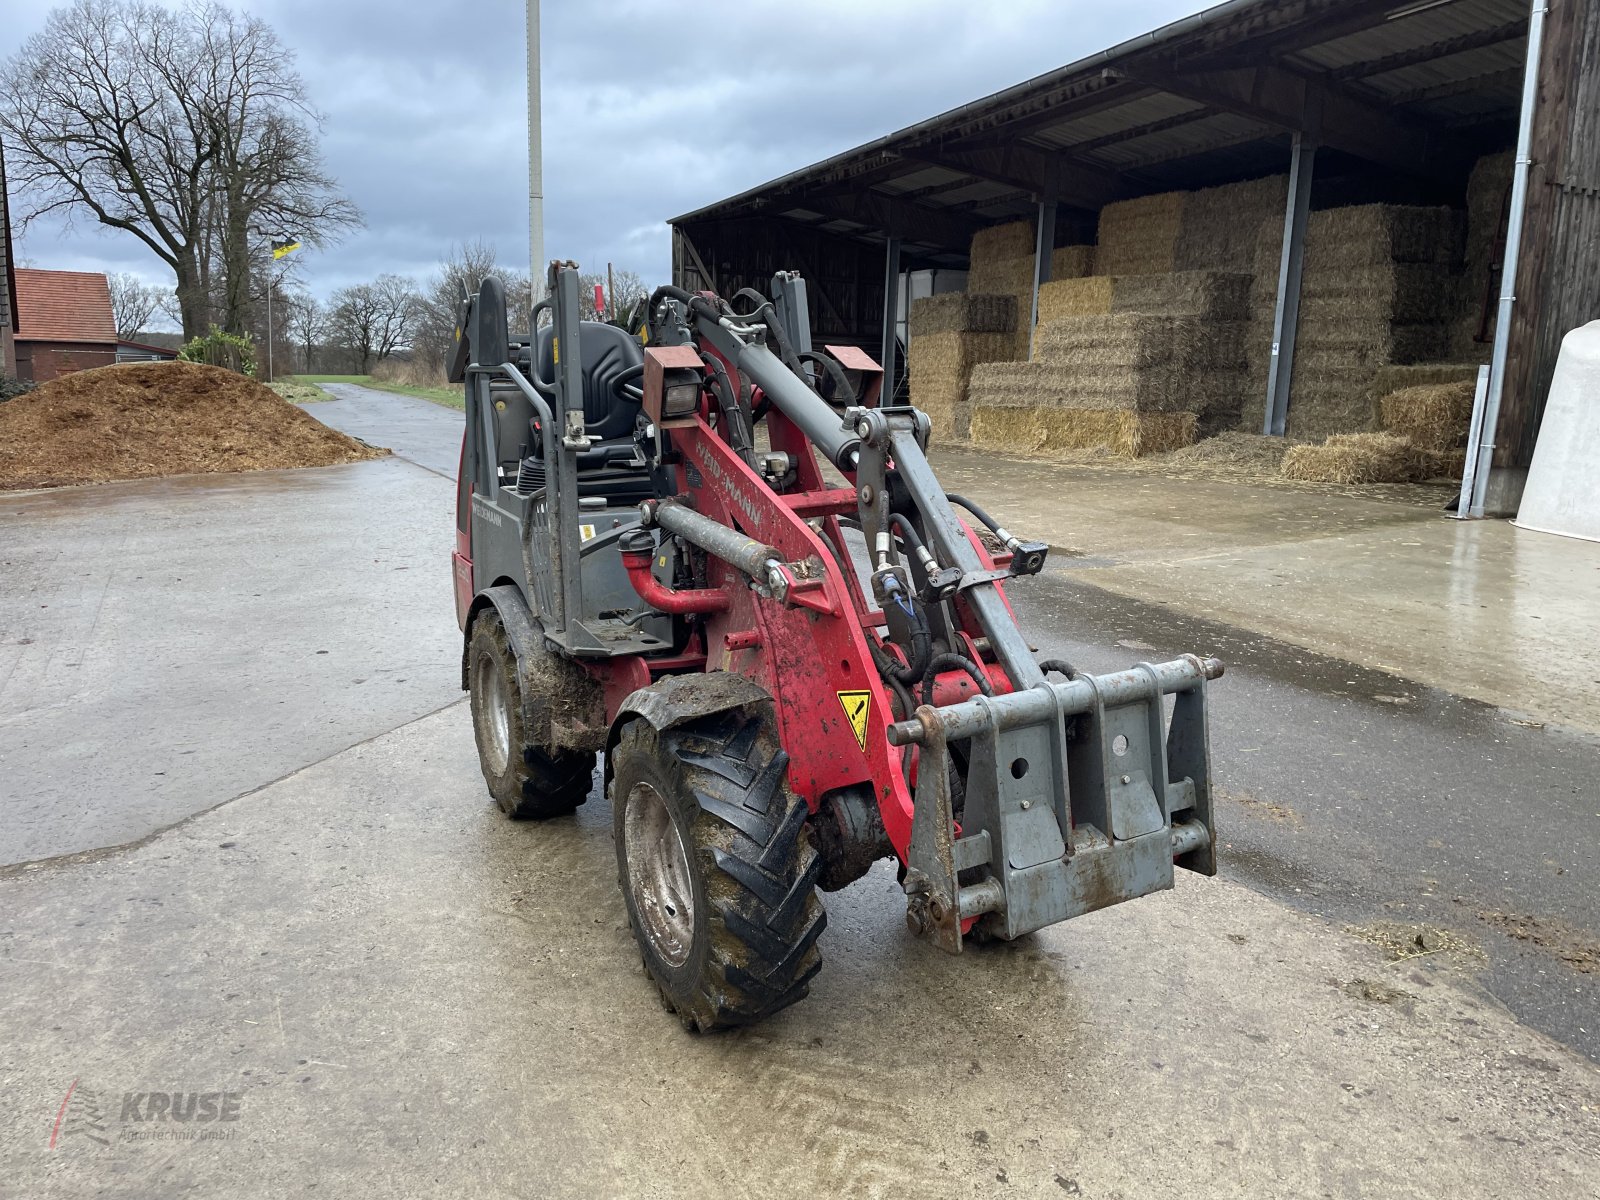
0,361,385,490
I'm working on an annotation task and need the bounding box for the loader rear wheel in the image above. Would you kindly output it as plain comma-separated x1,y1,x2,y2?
468,611,594,819
611,710,826,1031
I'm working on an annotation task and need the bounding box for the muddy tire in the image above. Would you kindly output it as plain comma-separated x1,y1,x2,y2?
468,611,594,819
611,709,826,1031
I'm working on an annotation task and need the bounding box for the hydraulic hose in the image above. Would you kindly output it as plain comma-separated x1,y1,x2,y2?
944,493,1003,537
648,284,718,342
699,352,755,467
869,591,932,688
798,350,857,407
887,513,927,560
1040,657,1081,681
921,652,996,708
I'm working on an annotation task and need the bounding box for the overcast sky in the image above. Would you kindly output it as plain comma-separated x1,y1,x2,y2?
4,0,1210,312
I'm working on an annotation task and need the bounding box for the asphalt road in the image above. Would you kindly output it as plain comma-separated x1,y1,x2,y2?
1010,567,1600,1061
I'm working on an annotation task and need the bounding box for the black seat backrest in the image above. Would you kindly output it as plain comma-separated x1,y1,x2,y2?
535,322,645,442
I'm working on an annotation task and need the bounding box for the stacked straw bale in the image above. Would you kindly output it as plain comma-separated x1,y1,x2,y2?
968,312,1213,457
1175,175,1289,272
1094,193,1185,276
968,220,1039,362
1378,380,1476,452
1371,362,1481,396
969,406,1196,458
907,293,1018,444
1241,204,1460,440
908,295,1018,438
1451,149,1513,360
908,293,1016,336
968,268,1253,456
1052,245,1095,279
1037,277,1115,323
1034,271,1249,330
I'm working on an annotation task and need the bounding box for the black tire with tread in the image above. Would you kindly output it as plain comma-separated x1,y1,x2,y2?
468,612,594,819
611,709,826,1031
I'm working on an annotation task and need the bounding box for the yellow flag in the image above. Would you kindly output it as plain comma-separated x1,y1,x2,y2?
271,239,301,260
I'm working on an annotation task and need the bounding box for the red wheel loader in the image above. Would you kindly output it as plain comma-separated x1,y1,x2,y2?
450,262,1221,1030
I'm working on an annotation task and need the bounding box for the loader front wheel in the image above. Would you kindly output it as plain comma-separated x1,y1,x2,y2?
611,710,825,1031
468,611,594,819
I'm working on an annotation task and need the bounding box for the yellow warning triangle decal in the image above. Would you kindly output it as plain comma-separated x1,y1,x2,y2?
837,690,872,751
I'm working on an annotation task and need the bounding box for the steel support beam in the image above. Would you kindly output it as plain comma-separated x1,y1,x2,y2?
1328,18,1531,82
1121,62,1457,177
881,236,902,399
1028,191,1057,361
784,189,983,252
1263,134,1316,438
897,144,1128,213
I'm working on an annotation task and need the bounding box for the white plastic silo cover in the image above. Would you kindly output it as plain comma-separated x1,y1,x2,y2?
1514,320,1600,542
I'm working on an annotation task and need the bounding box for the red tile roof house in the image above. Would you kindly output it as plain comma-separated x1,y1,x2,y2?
13,268,117,383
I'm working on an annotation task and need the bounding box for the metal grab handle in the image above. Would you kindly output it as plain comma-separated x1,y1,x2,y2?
886,655,1224,745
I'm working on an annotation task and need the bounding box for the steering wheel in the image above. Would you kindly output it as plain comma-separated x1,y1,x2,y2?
612,362,645,407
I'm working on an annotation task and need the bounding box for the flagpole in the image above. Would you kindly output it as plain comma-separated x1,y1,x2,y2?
527,0,544,307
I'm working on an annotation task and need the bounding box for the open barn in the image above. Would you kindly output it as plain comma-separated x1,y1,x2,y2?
670,0,1599,512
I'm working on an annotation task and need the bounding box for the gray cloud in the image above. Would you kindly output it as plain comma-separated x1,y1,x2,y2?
4,0,1205,307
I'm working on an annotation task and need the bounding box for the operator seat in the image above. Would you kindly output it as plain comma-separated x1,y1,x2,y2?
533,322,644,459
529,322,653,502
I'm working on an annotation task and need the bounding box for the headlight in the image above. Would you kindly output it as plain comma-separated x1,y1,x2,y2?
663,376,700,416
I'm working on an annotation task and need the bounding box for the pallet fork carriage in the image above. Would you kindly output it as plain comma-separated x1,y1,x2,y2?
451,261,1222,1027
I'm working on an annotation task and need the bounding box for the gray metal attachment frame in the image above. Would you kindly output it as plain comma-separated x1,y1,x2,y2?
848,407,1219,950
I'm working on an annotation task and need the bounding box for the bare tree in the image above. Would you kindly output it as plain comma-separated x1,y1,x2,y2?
0,0,359,339
413,239,501,368
328,275,421,374
107,272,168,339
579,267,648,324
283,291,323,373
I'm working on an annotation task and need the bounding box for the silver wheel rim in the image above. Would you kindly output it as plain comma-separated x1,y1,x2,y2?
623,782,696,967
474,651,512,777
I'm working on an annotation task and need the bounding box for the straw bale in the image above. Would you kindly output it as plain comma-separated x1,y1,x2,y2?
909,330,1013,443
1419,448,1468,479
1371,363,1481,396
967,252,1035,297
1378,381,1476,451
970,219,1036,264
1051,245,1096,279
1281,365,1385,442
1299,263,1455,323
970,405,1196,458
1033,314,1201,374
1037,277,1114,324
1452,149,1514,358
1279,432,1425,484
1110,271,1251,320
908,292,1017,337
1095,191,1185,276
1303,205,1459,271
974,314,1243,424
1176,175,1290,272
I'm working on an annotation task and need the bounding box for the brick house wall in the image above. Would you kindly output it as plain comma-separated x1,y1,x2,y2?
15,341,118,383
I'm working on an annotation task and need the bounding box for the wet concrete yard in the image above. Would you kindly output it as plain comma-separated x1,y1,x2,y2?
0,458,460,864
3,384,1598,1196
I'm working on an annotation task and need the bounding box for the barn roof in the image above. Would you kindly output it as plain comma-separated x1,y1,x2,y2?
14,269,117,344
673,0,1530,264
